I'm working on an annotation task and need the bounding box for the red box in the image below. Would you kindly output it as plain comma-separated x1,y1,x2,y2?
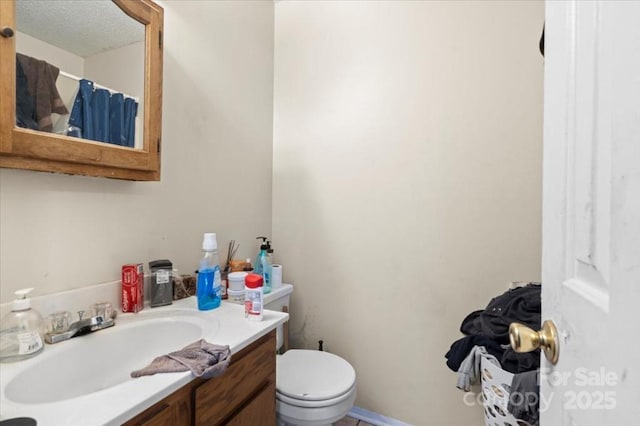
122,264,144,313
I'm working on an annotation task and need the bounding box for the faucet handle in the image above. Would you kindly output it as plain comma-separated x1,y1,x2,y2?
77,310,85,321
90,302,114,320
45,311,72,334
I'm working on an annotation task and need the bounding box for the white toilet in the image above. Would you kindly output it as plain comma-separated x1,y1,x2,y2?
264,285,357,426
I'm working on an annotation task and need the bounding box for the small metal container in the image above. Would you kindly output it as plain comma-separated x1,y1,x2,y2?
149,259,173,307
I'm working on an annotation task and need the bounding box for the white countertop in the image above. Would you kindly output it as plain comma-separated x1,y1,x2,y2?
0,298,289,425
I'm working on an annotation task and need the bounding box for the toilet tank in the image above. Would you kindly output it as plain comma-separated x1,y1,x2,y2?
264,284,293,351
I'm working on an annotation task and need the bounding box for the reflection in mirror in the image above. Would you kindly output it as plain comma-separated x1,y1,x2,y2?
15,0,144,149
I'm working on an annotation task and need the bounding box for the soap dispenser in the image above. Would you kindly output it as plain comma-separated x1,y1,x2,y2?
0,288,45,363
253,236,272,294
265,240,274,294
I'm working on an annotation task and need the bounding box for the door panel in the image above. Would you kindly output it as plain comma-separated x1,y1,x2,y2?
542,0,640,424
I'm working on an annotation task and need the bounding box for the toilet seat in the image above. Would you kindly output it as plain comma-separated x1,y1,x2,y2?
276,350,356,404
276,382,356,408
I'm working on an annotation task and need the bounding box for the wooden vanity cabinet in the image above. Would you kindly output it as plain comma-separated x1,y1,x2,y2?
123,330,277,426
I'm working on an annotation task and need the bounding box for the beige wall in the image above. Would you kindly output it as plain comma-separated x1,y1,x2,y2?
0,1,274,301
272,1,544,425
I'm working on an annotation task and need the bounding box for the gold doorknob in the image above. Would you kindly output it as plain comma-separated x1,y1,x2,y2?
509,320,559,365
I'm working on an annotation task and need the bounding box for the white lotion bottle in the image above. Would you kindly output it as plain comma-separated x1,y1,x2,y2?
244,273,263,321
0,288,45,362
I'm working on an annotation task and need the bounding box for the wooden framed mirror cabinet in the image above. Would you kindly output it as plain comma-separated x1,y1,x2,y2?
0,0,163,181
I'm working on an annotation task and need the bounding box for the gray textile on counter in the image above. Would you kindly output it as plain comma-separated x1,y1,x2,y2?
131,339,231,379
456,346,500,392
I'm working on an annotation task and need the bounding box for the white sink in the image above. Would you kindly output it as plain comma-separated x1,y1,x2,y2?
0,296,288,426
4,309,218,404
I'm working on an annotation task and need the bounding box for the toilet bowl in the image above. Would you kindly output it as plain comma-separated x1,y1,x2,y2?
276,349,357,426
264,285,357,426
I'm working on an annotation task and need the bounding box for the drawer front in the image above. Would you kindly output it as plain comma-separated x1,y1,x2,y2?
194,330,276,425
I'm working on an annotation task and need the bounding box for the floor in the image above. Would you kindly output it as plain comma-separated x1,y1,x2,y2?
334,416,374,426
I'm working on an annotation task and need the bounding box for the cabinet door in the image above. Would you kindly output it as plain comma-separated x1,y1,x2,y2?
129,403,173,426
226,382,276,426
194,331,276,425
123,385,191,426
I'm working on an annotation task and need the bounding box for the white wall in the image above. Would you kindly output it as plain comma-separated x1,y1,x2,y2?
272,1,544,425
0,1,274,302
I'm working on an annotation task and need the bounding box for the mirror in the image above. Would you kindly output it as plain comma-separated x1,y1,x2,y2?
0,0,163,181
16,0,145,147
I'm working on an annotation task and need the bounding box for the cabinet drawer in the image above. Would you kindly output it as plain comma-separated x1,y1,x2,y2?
194,330,276,425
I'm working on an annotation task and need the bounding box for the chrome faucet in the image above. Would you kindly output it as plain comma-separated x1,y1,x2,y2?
44,309,115,344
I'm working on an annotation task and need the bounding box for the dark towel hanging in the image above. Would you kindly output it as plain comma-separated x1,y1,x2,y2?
15,59,38,130
16,53,68,132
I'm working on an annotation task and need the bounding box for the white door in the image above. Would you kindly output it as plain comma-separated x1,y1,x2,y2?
541,0,640,425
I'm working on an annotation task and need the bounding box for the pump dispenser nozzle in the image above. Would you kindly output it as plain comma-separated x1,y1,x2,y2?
13,288,34,311
256,236,274,253
256,236,269,250
15,288,34,299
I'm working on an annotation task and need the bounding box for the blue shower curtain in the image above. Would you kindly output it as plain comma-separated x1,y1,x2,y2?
123,98,138,148
110,93,125,146
92,88,110,143
67,79,138,147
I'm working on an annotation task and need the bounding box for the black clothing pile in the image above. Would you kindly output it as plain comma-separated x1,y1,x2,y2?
460,284,541,345
445,283,541,425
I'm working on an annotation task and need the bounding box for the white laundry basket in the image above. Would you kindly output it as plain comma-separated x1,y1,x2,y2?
480,355,533,426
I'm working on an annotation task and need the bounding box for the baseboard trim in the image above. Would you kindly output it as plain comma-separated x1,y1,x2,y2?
348,406,412,426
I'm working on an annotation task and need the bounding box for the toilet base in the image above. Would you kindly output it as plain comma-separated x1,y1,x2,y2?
277,420,330,426
275,389,356,426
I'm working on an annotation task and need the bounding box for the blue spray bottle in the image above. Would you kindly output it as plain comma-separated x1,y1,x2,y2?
254,236,272,294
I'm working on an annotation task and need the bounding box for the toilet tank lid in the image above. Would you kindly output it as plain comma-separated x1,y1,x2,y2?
276,350,356,401
264,283,293,306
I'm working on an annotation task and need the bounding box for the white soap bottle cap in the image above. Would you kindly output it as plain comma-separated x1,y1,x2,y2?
13,288,34,311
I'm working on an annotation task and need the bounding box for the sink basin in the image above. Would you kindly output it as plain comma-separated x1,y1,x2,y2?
4,310,218,404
